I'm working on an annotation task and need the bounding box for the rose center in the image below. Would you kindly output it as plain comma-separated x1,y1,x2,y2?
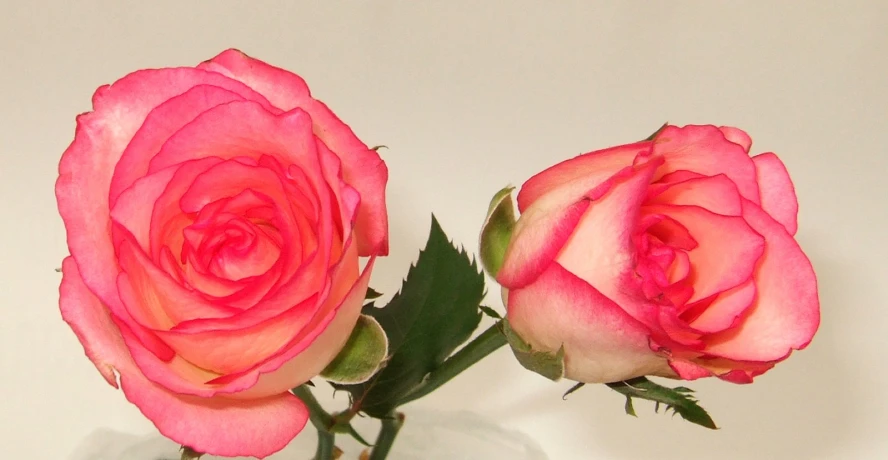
182,214,281,281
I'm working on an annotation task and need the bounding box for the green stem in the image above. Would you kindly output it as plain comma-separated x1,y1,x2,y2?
368,412,405,460
314,430,336,460
292,385,336,460
398,320,507,406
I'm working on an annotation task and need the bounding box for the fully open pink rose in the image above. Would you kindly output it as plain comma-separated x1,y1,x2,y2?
56,49,387,457
499,125,818,384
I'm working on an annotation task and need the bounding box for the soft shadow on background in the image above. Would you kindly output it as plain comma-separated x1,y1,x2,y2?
1,2,886,459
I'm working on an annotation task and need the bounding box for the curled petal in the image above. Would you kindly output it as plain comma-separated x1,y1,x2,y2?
718,126,752,152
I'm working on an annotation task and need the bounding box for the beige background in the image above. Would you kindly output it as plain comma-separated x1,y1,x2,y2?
2,1,887,459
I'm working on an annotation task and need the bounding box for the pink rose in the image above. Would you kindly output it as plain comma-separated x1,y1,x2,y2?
56,49,387,457
497,125,819,384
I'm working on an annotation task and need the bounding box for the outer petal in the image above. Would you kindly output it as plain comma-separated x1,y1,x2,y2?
669,356,776,384
507,262,671,383
516,142,648,212
199,49,389,257
554,157,665,329
227,255,373,399
496,198,590,289
704,200,819,361
56,68,276,311
752,152,799,235
59,257,308,458
652,125,760,203
499,155,660,290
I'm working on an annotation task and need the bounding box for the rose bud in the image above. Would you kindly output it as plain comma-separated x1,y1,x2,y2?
482,125,818,384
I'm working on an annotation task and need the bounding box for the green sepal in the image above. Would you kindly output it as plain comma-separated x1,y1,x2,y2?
321,315,389,385
606,377,717,429
562,382,585,400
501,319,565,381
479,186,517,278
365,287,383,300
479,305,502,320
330,416,373,446
644,122,669,141
179,446,203,460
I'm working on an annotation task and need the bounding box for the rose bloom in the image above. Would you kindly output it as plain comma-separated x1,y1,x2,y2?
56,49,387,457
499,125,819,384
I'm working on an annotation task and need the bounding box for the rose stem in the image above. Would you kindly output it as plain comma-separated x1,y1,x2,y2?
292,384,337,460
398,320,508,406
368,412,405,460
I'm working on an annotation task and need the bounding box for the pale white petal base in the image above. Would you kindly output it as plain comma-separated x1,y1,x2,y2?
69,410,548,460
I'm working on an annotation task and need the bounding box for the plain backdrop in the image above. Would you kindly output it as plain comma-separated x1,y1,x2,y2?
1,1,886,459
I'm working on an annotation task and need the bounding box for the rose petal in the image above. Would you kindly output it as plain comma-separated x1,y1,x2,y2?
719,126,752,152
111,166,178,253
647,204,765,303
752,152,799,235
647,174,743,216
508,262,671,383
108,83,275,206
220,252,371,399
685,279,757,333
669,356,776,384
516,142,648,212
652,125,760,203
117,239,242,326
495,198,590,289
554,157,664,328
200,49,389,257
57,68,277,312
704,200,819,361
60,257,308,458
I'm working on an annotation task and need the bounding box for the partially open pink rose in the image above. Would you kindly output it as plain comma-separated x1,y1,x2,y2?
499,125,818,384
56,49,387,457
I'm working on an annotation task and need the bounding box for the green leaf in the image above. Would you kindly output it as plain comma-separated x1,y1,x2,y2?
644,122,669,141
501,319,565,381
321,315,389,384
479,186,516,278
364,287,383,300
333,216,485,418
606,377,717,429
